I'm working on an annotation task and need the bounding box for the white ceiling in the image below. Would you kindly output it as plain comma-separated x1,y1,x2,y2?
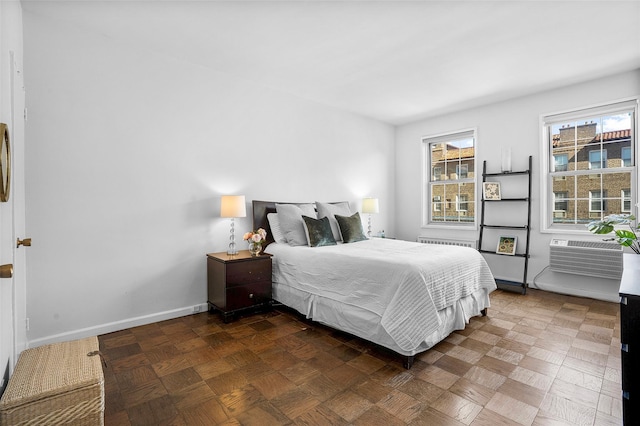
21,0,640,125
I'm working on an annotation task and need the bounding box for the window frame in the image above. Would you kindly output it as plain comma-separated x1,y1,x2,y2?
540,98,638,234
422,128,477,229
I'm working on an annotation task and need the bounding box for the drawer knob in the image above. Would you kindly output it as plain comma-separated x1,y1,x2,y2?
249,293,254,299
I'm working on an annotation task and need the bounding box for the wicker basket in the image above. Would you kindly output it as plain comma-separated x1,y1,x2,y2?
0,337,104,426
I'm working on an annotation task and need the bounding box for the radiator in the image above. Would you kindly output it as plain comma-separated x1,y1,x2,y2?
549,239,623,280
417,237,477,249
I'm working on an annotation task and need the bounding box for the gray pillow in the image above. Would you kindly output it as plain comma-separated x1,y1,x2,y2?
316,201,352,242
302,216,337,247
275,203,317,246
267,213,287,244
335,212,367,243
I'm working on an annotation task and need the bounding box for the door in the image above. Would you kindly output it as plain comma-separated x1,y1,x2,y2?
0,121,12,391
0,47,27,392
10,51,27,362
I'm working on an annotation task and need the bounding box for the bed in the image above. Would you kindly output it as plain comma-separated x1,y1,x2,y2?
252,200,497,368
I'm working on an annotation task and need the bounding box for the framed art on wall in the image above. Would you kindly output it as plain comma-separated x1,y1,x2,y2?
496,236,517,255
483,182,501,200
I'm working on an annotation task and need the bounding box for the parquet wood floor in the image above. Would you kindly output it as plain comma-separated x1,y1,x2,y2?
99,289,622,425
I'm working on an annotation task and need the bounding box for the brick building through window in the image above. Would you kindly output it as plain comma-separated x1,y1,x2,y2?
551,122,632,223
429,143,475,223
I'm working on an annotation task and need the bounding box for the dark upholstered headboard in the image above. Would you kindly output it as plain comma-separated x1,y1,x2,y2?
252,200,279,247
252,200,309,247
252,200,349,247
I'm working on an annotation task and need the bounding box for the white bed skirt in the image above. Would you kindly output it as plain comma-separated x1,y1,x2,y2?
273,281,492,357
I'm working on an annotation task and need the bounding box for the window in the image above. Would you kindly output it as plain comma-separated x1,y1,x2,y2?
423,129,476,227
554,191,568,212
433,195,442,212
622,189,632,212
589,149,607,170
456,194,468,211
622,147,632,167
433,166,442,181
542,99,637,232
554,154,568,172
456,164,468,179
589,190,606,213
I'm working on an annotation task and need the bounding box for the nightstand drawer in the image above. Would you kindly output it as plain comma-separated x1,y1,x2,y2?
226,258,271,287
226,282,272,311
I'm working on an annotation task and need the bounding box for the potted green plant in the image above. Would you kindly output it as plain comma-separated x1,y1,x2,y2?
587,214,640,254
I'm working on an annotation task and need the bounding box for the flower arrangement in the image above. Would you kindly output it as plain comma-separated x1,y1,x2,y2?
243,228,267,255
243,228,267,244
587,214,640,254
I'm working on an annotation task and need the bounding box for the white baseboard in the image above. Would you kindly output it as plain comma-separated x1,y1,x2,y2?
26,302,210,349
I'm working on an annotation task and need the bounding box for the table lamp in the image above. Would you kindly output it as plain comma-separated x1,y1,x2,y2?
221,195,246,255
362,198,379,238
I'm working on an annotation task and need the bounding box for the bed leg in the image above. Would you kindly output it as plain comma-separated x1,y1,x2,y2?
403,355,415,370
481,308,487,316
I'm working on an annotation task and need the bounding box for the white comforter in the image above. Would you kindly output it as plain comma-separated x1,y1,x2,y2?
266,238,496,351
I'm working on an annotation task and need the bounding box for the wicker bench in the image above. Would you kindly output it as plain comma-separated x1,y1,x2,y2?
0,337,104,426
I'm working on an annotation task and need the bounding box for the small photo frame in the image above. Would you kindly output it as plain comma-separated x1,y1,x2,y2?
497,236,517,255
483,182,501,200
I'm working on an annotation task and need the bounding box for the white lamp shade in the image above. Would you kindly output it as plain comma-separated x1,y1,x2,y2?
362,198,379,214
220,195,247,218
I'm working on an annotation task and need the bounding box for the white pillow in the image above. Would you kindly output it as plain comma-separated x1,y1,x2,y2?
267,213,286,244
316,201,352,242
275,203,317,246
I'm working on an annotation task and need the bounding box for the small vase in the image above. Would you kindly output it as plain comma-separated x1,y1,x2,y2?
248,242,262,256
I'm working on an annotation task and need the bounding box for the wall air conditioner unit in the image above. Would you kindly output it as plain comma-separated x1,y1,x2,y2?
549,239,623,280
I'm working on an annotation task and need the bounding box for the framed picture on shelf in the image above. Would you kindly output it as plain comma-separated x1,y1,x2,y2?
496,236,517,255
483,182,501,200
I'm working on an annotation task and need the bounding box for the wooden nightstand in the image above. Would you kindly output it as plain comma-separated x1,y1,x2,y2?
206,250,272,323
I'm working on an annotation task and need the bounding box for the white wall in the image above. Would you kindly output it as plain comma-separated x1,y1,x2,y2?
22,13,395,345
395,69,640,285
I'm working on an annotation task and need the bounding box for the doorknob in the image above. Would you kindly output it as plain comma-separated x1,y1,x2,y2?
17,238,31,248
0,264,13,278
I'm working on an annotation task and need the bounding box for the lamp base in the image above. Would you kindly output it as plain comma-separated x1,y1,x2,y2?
227,218,237,255
227,240,238,256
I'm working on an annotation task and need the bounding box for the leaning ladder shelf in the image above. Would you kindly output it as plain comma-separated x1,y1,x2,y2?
478,155,532,294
